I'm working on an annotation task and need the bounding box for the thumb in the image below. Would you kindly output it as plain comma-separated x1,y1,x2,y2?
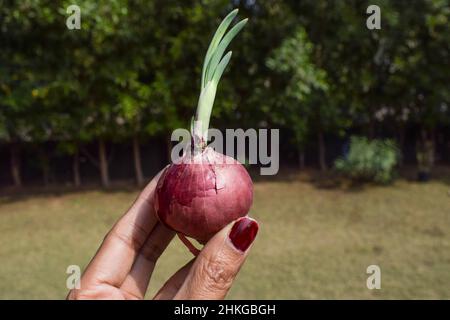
174,216,259,300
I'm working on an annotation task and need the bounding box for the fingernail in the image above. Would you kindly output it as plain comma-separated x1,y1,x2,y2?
228,217,259,252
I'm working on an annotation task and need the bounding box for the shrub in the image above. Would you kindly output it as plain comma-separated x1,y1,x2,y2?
335,136,399,184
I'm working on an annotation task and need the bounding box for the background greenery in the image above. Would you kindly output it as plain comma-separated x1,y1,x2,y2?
1,0,449,187
335,136,399,183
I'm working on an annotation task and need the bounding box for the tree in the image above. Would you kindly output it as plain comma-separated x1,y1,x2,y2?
267,28,328,169
388,0,449,153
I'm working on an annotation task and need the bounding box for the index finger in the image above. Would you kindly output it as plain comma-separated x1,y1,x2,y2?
81,167,167,288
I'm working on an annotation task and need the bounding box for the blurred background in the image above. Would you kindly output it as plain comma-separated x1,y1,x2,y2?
0,0,449,299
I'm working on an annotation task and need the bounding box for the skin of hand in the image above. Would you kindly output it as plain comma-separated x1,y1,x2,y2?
67,168,259,300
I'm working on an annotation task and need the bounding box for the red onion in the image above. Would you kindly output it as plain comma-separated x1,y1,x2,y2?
155,147,253,243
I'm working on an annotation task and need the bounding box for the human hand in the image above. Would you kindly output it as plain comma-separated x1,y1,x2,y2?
67,169,259,300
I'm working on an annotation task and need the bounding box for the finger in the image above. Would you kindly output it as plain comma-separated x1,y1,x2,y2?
120,223,176,299
174,217,259,300
81,167,167,288
153,260,195,300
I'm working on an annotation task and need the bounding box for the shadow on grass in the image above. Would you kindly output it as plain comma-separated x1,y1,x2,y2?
251,165,450,193
316,165,450,192
249,166,368,191
248,166,368,193
0,179,143,205
399,165,450,185
2,165,449,204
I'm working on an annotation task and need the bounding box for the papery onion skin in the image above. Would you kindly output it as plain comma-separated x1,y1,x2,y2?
154,147,253,243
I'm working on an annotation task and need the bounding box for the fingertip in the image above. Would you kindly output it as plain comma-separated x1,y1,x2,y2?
227,216,259,253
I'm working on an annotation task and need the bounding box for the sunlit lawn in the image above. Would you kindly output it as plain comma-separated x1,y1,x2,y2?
0,169,449,299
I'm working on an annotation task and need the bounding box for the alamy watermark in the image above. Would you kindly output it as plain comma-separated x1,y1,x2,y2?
366,5,381,30
66,5,81,30
366,265,381,290
66,265,81,289
170,121,279,176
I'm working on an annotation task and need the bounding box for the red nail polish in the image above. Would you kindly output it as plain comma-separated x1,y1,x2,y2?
228,217,259,252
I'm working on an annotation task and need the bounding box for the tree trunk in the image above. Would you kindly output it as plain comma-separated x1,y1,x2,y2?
98,139,110,188
132,136,144,187
73,149,81,187
318,129,327,171
167,134,173,163
298,148,305,170
39,150,50,187
42,163,50,186
368,121,375,139
10,144,22,188
397,123,406,167
367,114,375,139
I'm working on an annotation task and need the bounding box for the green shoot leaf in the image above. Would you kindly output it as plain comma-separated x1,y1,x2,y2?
206,18,247,83
201,9,239,89
212,51,232,85
194,9,247,145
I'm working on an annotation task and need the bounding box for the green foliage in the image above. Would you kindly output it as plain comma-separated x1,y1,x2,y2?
267,28,328,100
266,27,329,147
335,136,399,184
0,0,448,183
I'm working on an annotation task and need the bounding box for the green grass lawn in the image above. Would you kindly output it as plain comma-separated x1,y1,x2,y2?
0,170,449,299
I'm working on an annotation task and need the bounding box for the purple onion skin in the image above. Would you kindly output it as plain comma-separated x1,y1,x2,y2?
154,147,253,243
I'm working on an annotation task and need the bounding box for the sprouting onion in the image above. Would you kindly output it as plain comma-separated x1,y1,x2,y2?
154,9,253,254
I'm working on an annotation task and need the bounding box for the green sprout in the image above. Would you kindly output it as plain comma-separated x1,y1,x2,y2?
193,9,248,146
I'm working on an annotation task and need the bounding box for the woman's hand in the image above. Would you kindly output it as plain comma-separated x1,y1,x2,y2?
67,169,259,300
